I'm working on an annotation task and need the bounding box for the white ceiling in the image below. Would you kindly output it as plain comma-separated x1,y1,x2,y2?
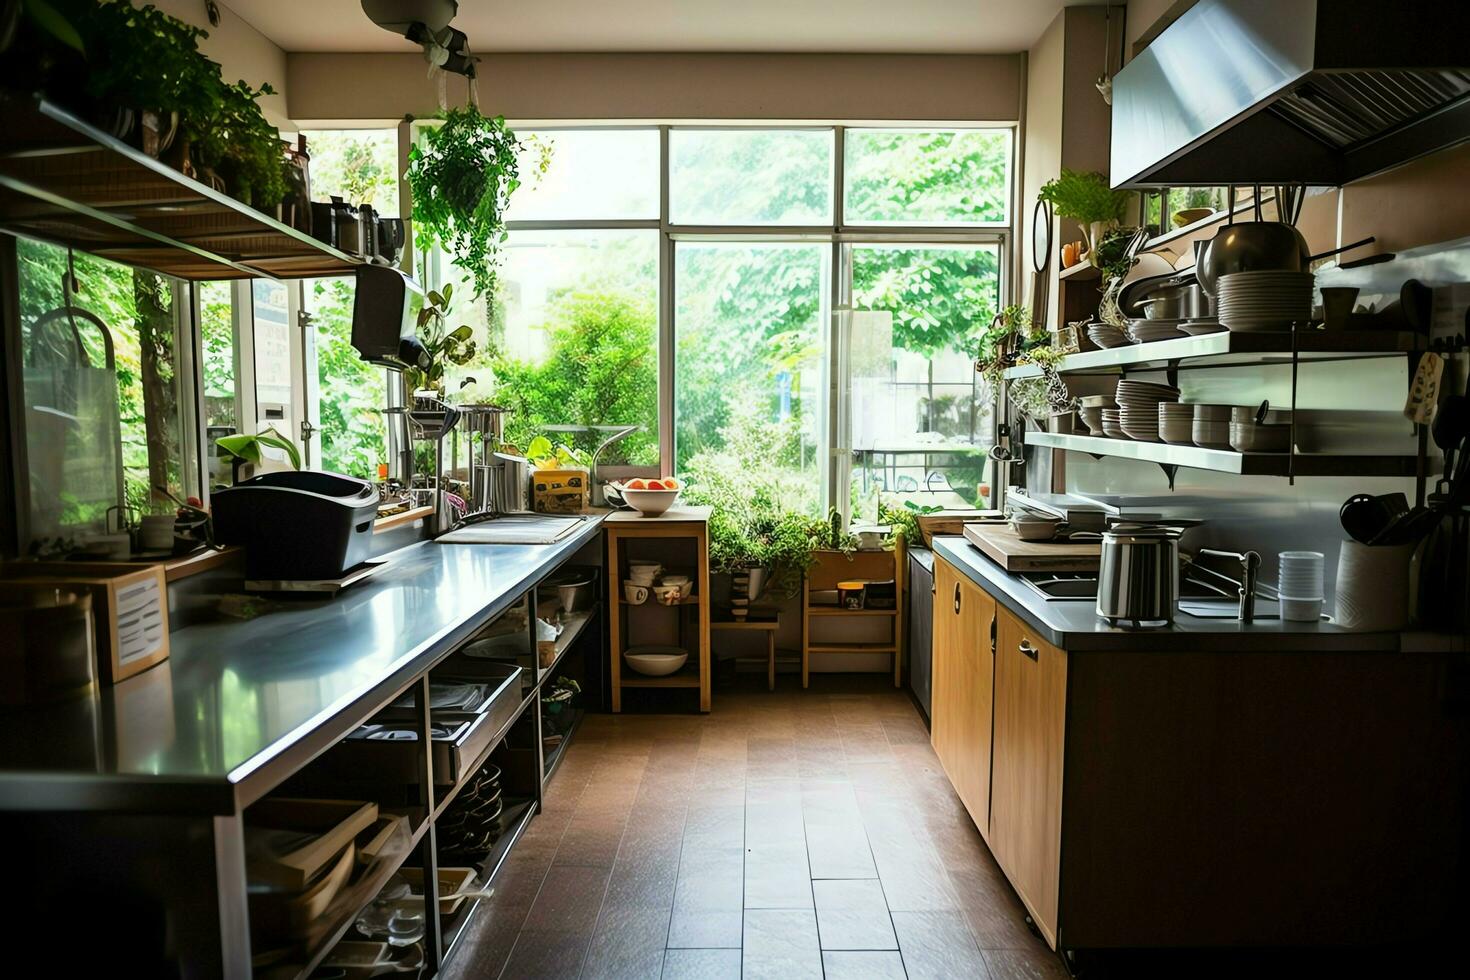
229,0,1089,55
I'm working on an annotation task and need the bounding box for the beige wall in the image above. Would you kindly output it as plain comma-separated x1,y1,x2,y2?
1021,12,1065,320
286,52,1023,124
144,0,293,130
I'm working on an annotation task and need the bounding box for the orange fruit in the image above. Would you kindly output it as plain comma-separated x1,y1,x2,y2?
626,478,648,490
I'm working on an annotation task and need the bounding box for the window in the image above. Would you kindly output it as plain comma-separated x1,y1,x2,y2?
15,237,197,546
420,122,1012,514
669,129,835,225
844,128,1012,226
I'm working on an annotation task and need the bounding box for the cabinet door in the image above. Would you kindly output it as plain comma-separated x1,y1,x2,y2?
990,607,1067,948
930,558,996,838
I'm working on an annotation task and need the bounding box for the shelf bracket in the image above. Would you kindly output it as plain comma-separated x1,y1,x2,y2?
1157,462,1179,490
1165,358,1180,390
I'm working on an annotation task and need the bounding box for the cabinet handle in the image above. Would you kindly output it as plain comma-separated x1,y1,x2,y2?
990,615,997,655
1019,638,1039,661
953,582,961,614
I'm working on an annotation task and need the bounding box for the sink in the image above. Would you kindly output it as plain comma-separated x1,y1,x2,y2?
1020,575,1099,600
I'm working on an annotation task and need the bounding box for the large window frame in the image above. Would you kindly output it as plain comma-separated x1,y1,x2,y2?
495,123,1015,514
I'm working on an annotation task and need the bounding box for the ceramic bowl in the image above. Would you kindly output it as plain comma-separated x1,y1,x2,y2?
616,483,682,517
1010,517,1062,541
624,645,689,676
651,583,685,605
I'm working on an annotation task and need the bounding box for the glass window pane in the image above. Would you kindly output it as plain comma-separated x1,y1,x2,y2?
433,230,660,466
843,128,1012,225
848,244,998,514
16,237,194,544
302,129,400,215
505,129,659,221
670,129,834,225
674,243,830,515
309,277,388,479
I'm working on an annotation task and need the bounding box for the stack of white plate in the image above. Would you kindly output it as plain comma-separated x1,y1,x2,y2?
1191,404,1232,449
1216,271,1314,332
1115,379,1180,442
1088,322,1131,348
1127,318,1186,344
1157,403,1195,445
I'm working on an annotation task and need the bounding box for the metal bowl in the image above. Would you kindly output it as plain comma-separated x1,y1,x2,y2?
1197,222,1310,296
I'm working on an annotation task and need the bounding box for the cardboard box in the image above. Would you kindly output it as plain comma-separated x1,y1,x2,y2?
533,468,589,513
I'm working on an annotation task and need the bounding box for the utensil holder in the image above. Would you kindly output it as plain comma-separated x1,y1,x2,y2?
1333,540,1412,631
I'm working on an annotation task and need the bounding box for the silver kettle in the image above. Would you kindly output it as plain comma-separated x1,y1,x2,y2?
1094,521,1195,627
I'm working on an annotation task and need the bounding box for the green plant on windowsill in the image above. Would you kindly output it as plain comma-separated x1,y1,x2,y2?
525,436,591,471
878,500,942,548
405,282,482,396
216,426,300,484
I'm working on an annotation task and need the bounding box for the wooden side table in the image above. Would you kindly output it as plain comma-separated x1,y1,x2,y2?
606,506,712,713
800,534,906,688
711,619,779,691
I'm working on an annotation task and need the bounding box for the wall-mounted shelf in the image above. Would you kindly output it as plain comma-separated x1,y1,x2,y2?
1004,330,1425,379
0,93,367,280
1059,261,1101,281
1025,431,1420,478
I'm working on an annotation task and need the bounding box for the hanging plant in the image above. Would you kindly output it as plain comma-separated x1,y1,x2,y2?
404,282,482,394
973,304,1040,397
407,106,543,298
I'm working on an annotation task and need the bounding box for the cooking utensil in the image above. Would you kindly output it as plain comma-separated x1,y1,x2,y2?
1095,522,1190,627
1197,222,1311,296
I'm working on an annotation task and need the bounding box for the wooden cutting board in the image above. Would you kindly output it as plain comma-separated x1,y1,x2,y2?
963,523,1101,572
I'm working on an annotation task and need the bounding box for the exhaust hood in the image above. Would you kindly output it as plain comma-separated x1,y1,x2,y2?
1110,0,1470,188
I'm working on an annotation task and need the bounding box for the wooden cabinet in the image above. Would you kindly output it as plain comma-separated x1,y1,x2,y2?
990,606,1067,948
930,557,996,839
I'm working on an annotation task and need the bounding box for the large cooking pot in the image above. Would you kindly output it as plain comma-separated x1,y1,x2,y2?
1197,222,1310,296
1095,522,1193,627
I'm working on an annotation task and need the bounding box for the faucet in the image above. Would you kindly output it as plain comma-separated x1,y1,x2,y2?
1196,548,1263,622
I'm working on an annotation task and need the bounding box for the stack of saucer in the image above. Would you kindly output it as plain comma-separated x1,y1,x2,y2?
1101,407,1124,438
1126,318,1186,344
1088,322,1131,348
1216,271,1314,332
1115,379,1181,442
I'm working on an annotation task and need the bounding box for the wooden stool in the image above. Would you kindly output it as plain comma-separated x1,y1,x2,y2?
711,619,779,690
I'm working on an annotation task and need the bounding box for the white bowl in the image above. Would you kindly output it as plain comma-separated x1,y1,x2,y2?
624,645,689,676
618,486,682,517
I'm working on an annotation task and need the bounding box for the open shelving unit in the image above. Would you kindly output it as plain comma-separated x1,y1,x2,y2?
0,93,367,280
1025,431,1420,478
801,538,907,689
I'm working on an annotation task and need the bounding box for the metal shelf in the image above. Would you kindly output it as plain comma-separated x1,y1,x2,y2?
1026,431,1420,478
0,93,367,280
1004,330,1425,379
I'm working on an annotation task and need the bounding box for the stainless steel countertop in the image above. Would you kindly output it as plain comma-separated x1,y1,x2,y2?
930,535,1412,653
0,517,604,814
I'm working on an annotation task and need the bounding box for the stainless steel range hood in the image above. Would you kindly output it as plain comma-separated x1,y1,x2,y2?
1111,0,1470,188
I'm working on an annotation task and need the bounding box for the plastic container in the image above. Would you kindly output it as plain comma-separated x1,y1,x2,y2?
837,581,867,610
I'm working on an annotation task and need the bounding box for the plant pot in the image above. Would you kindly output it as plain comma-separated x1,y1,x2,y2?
137,109,178,159
1084,220,1116,258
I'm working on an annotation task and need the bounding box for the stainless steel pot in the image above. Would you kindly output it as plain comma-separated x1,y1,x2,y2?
1095,523,1189,626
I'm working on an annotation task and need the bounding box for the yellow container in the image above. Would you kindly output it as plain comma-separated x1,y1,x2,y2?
533,468,589,513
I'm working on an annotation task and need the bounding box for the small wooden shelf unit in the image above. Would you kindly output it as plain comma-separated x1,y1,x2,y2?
606,506,712,713
801,535,907,688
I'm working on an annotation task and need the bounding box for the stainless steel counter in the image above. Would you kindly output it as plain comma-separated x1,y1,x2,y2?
930,535,1412,652
0,518,604,813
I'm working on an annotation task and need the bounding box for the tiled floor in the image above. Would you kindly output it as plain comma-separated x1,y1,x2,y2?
440,675,1067,979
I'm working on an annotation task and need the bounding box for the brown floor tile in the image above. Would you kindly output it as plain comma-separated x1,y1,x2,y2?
667,910,744,948
891,910,991,980
981,946,1072,980
661,947,742,979
580,906,671,980
742,908,823,979
497,927,592,979
814,879,897,950
520,864,612,935
823,950,909,979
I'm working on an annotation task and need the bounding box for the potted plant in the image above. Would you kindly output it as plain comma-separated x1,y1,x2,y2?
404,282,481,397
407,107,549,298
1091,225,1143,327
974,304,1040,399
216,426,300,484
1038,169,1133,260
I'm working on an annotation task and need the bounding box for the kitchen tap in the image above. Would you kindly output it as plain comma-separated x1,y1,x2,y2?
1195,548,1262,622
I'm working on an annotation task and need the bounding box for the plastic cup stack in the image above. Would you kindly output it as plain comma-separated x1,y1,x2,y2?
1277,551,1325,622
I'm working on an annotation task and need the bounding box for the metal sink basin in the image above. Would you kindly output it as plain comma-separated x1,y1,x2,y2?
1020,575,1100,600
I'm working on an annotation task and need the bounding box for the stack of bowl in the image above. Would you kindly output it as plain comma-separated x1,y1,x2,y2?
1088,322,1131,348
1078,395,1108,434
1158,402,1195,445
1115,379,1180,442
1191,404,1232,449
1101,407,1124,438
1228,405,1293,452
1216,271,1314,331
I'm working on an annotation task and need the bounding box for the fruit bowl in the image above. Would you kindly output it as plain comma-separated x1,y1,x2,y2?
614,477,683,517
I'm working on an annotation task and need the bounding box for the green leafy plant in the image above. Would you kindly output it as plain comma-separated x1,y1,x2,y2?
878,499,941,546
525,436,591,471
216,426,300,482
405,282,480,394
974,304,1042,396
407,107,538,298
1038,169,1131,225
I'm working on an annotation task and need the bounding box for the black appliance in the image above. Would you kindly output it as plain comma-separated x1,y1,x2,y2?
350,265,429,370
1111,0,1470,187
907,550,933,722
211,471,380,581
